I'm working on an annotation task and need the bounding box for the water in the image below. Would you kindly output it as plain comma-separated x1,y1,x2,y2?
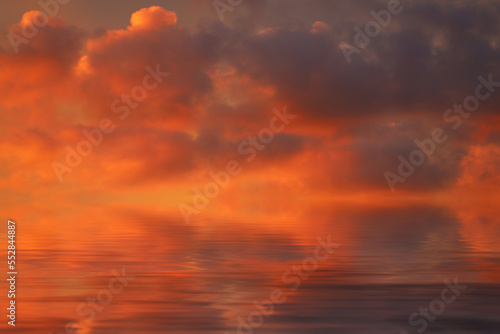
2,201,499,333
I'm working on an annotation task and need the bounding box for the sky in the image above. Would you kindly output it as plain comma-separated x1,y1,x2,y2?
2,0,499,218
1,1,500,333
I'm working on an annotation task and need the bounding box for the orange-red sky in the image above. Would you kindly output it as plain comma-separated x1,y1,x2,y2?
1,1,499,217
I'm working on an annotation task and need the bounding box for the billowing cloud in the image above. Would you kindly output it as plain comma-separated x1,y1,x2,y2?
1,2,499,212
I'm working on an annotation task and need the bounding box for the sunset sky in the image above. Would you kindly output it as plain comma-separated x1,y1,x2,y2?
1,1,499,333
2,0,499,213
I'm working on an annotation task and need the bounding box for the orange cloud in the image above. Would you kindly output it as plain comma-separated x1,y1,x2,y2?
129,6,177,31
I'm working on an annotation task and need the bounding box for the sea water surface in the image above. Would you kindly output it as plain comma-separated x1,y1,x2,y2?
2,201,499,333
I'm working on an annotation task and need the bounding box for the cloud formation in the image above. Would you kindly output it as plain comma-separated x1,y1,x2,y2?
1,1,499,211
